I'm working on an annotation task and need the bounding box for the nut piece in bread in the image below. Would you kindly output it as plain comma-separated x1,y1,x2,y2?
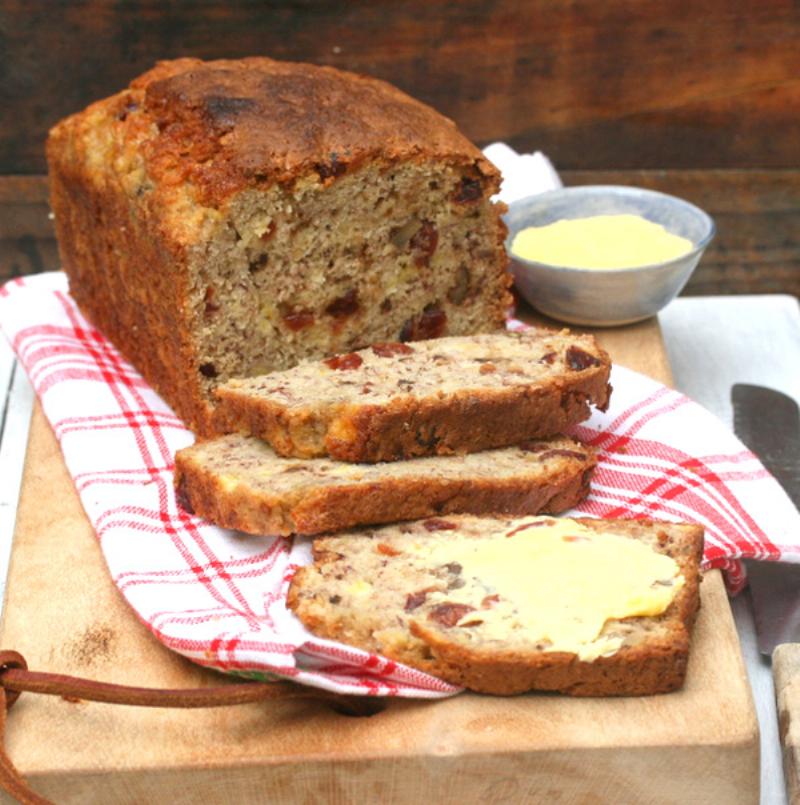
174,434,596,537
214,330,612,461
287,515,704,696
47,57,511,435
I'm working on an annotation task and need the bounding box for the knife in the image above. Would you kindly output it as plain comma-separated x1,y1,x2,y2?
731,383,800,655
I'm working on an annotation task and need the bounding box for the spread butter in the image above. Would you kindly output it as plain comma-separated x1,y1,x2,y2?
419,517,684,661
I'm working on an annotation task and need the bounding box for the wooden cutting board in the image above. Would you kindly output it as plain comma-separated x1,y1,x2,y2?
774,644,800,803
0,317,759,805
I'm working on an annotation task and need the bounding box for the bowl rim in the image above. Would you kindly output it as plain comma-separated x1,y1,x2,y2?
504,184,716,274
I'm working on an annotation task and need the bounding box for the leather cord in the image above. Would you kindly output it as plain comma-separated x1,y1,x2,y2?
0,650,377,805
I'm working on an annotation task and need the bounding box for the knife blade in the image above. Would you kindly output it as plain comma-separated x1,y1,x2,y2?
731,383,800,656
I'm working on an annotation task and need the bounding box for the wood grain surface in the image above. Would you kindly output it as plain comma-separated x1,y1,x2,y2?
775,644,800,805
2,0,798,174
0,319,760,805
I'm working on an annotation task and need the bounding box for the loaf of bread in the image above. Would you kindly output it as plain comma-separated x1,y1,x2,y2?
174,433,595,537
287,515,704,696
214,330,612,461
47,57,511,435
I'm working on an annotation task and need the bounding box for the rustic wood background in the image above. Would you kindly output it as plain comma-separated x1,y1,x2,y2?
2,0,798,295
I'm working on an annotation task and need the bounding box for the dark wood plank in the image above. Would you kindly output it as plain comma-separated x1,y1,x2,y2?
0,238,59,280
0,176,51,238
1,171,797,298
2,0,799,174
0,176,58,278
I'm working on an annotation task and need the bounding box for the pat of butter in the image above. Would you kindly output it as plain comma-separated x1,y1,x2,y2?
346,579,373,597
425,518,683,661
511,214,693,270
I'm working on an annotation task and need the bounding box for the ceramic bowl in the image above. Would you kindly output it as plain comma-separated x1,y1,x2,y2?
504,185,716,327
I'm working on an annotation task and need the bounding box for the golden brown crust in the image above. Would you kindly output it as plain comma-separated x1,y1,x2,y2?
174,435,596,537
50,57,500,214
46,140,209,430
287,516,704,696
409,629,691,696
136,57,500,206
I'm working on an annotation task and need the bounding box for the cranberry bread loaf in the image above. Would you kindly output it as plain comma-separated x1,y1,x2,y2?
47,57,511,435
215,330,611,462
287,515,704,696
174,433,595,537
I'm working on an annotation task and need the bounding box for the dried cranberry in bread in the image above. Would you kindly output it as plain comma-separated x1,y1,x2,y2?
214,330,612,462
287,515,704,696
174,434,595,537
47,57,511,436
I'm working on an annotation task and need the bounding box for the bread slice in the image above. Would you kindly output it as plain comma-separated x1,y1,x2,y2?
174,434,595,537
214,330,612,462
287,515,704,696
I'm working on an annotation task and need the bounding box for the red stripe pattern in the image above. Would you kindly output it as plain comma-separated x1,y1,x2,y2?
1,273,798,696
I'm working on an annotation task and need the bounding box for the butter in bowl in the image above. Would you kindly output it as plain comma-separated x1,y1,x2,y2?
504,185,715,327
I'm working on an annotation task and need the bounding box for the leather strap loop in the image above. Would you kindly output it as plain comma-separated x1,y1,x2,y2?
0,686,52,805
0,652,28,710
0,650,377,804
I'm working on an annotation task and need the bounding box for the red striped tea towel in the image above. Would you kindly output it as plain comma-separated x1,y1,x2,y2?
2,272,799,697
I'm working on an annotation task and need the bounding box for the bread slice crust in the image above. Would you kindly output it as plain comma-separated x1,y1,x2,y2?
174,435,596,537
287,516,704,696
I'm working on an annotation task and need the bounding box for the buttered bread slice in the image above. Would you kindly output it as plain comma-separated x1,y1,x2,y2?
175,434,595,537
214,330,612,462
287,515,704,696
